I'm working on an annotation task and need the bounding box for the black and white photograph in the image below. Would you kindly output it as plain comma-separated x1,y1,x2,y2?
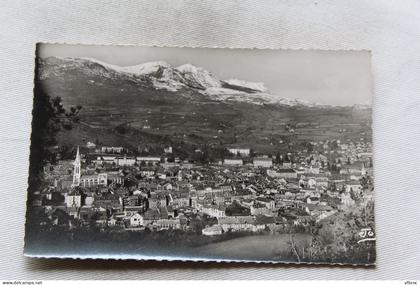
24,43,375,265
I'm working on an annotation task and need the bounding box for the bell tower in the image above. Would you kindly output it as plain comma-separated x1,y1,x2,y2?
72,146,81,187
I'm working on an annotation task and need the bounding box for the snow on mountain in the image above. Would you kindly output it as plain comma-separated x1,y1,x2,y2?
73,58,222,91
223,79,267,92
203,89,320,107
79,58,175,78
176,64,221,90
41,56,331,108
121,61,171,75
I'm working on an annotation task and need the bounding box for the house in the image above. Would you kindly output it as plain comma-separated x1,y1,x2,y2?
201,204,226,218
107,172,124,185
232,189,254,200
267,168,297,179
116,156,136,166
77,207,96,222
305,204,335,221
340,192,355,207
66,191,82,208
129,213,144,227
307,178,317,188
155,219,181,231
93,193,122,211
136,156,161,166
276,200,297,211
202,225,223,236
101,146,124,153
80,173,108,187
143,208,161,225
218,216,256,232
345,181,363,194
92,210,109,226
140,168,155,177
340,162,366,176
102,155,117,165
84,192,95,207
305,166,320,174
314,177,329,188
241,198,254,208
227,148,250,156
223,159,243,166
171,192,190,207
254,215,276,231
361,189,374,202
161,182,173,191
92,154,117,166
306,196,320,205
123,195,143,207
250,203,272,216
108,215,123,227
255,197,275,209
217,184,233,192
148,193,168,209
253,157,273,168
86,141,96,148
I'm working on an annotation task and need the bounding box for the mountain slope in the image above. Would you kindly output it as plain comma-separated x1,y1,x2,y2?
40,56,342,108
36,56,372,153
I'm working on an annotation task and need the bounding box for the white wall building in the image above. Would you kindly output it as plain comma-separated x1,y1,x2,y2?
253,157,273,168
228,148,250,156
223,159,243,166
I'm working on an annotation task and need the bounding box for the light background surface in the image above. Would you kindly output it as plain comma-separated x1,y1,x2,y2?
1,0,420,280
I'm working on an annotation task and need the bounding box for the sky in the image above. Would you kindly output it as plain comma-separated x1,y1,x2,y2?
38,43,373,106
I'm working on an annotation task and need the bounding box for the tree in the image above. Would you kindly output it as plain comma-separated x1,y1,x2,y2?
26,61,83,245
225,200,250,216
275,152,281,163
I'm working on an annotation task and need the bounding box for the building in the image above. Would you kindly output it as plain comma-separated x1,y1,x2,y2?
253,157,273,168
255,197,275,209
86,141,96,148
340,192,355,207
136,156,161,165
72,147,109,187
66,191,82,208
93,154,117,166
116,155,136,166
266,168,297,179
202,225,223,236
140,168,155,177
72,147,81,187
254,215,276,231
129,213,144,227
155,219,181,230
107,172,124,185
218,216,256,232
345,181,363,194
227,148,250,156
223,159,243,166
201,204,226,218
80,173,108,187
101,146,124,153
250,203,272,216
340,162,366,176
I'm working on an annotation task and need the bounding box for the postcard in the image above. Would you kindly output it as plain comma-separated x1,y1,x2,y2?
24,43,375,265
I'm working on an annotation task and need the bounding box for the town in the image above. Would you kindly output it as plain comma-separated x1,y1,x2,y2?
32,137,374,238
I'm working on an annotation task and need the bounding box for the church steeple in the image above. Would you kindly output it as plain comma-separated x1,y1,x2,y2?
72,146,81,187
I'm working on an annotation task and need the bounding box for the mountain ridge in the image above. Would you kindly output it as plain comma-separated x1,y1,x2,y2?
38,56,371,109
